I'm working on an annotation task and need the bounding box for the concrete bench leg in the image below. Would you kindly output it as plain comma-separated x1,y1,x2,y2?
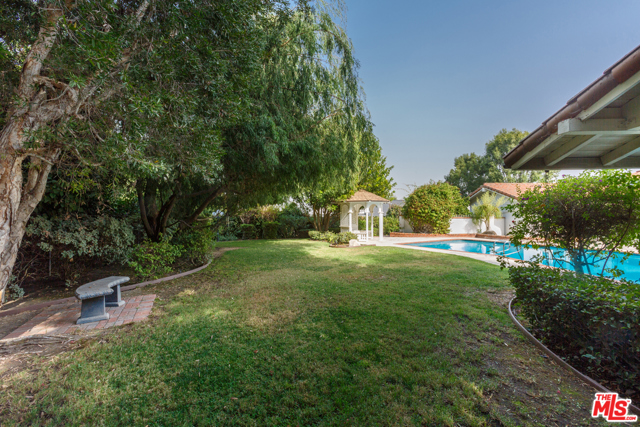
105,284,125,307
77,296,110,324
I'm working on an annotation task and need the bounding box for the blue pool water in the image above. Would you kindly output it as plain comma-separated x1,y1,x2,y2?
408,239,640,283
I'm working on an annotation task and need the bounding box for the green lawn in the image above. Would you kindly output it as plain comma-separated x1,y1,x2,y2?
0,240,605,426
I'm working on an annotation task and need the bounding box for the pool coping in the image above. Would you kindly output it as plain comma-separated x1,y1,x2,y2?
389,237,509,266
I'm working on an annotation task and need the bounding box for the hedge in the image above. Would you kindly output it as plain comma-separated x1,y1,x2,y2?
262,221,279,239
509,263,640,393
239,224,256,240
329,232,357,245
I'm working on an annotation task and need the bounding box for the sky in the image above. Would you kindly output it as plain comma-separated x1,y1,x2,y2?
342,0,640,198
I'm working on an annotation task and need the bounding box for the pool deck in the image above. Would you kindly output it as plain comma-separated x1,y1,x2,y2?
372,236,504,266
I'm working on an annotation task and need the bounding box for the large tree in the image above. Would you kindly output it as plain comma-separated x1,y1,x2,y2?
445,129,556,196
0,0,281,299
356,125,395,200
297,123,396,231
137,2,370,238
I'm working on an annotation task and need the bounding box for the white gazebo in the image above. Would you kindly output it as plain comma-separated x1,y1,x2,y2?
339,190,390,242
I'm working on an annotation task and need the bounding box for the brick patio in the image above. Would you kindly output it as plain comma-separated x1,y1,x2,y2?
0,294,156,341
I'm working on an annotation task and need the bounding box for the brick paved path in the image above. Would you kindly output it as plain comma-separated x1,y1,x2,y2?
1,294,156,341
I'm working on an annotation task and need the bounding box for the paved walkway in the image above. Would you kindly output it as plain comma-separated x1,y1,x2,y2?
1,294,156,341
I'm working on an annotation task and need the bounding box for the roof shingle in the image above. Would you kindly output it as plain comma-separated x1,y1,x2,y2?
343,189,390,202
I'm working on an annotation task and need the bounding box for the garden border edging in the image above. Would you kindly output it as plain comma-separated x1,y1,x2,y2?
0,260,212,319
508,297,639,415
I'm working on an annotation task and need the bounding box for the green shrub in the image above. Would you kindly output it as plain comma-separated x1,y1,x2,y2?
384,216,400,234
509,263,640,393
173,227,216,264
19,214,136,286
128,238,184,280
309,230,337,242
240,224,257,240
508,170,640,276
262,221,280,239
26,215,135,264
358,216,399,235
329,232,358,245
402,182,467,234
321,231,336,241
216,217,240,241
8,281,25,300
387,204,402,218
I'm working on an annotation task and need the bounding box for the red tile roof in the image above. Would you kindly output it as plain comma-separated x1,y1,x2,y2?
469,183,547,200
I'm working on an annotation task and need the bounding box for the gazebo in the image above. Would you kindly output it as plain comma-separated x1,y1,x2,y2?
339,190,390,242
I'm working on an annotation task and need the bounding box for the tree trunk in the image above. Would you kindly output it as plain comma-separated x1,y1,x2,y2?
0,1,151,303
0,150,59,303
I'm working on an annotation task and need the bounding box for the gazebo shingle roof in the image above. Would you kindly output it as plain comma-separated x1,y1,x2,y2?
343,189,389,203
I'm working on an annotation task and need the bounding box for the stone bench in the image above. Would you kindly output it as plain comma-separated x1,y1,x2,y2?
75,276,130,325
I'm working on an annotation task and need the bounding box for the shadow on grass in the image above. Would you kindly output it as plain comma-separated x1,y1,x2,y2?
0,240,606,427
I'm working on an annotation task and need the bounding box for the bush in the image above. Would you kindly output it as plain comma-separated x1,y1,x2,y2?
8,281,25,300
384,216,400,234
358,216,399,235
387,204,402,218
402,182,467,234
173,227,216,264
329,232,357,245
508,170,640,276
128,238,184,279
240,224,257,240
309,230,336,242
19,214,136,286
262,221,280,239
509,263,640,393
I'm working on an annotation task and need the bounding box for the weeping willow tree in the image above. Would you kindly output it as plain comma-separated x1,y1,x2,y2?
0,0,370,300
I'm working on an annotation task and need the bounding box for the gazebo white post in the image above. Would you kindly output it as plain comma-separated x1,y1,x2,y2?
378,203,383,241
348,206,353,232
365,204,369,241
370,206,374,238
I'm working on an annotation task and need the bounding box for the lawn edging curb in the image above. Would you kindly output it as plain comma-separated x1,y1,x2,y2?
0,261,211,319
508,297,639,415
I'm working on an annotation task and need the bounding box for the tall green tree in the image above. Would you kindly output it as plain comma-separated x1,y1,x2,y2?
445,129,556,196
0,0,283,299
357,125,395,200
297,123,395,231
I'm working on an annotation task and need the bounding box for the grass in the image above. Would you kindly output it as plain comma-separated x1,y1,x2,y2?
0,240,606,426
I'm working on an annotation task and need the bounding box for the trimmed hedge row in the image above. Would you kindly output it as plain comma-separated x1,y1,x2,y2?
509,263,640,393
309,231,357,245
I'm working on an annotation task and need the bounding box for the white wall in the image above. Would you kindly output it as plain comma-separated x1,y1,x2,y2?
503,210,515,235
398,216,507,235
398,216,413,233
449,217,477,234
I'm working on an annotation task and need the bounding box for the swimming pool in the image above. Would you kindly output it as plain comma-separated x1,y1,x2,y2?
407,239,640,283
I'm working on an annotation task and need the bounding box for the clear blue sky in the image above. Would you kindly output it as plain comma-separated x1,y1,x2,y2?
343,0,640,198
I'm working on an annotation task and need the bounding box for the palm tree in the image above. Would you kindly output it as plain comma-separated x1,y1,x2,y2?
471,192,507,233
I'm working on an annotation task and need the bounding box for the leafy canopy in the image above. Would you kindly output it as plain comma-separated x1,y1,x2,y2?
445,129,557,197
